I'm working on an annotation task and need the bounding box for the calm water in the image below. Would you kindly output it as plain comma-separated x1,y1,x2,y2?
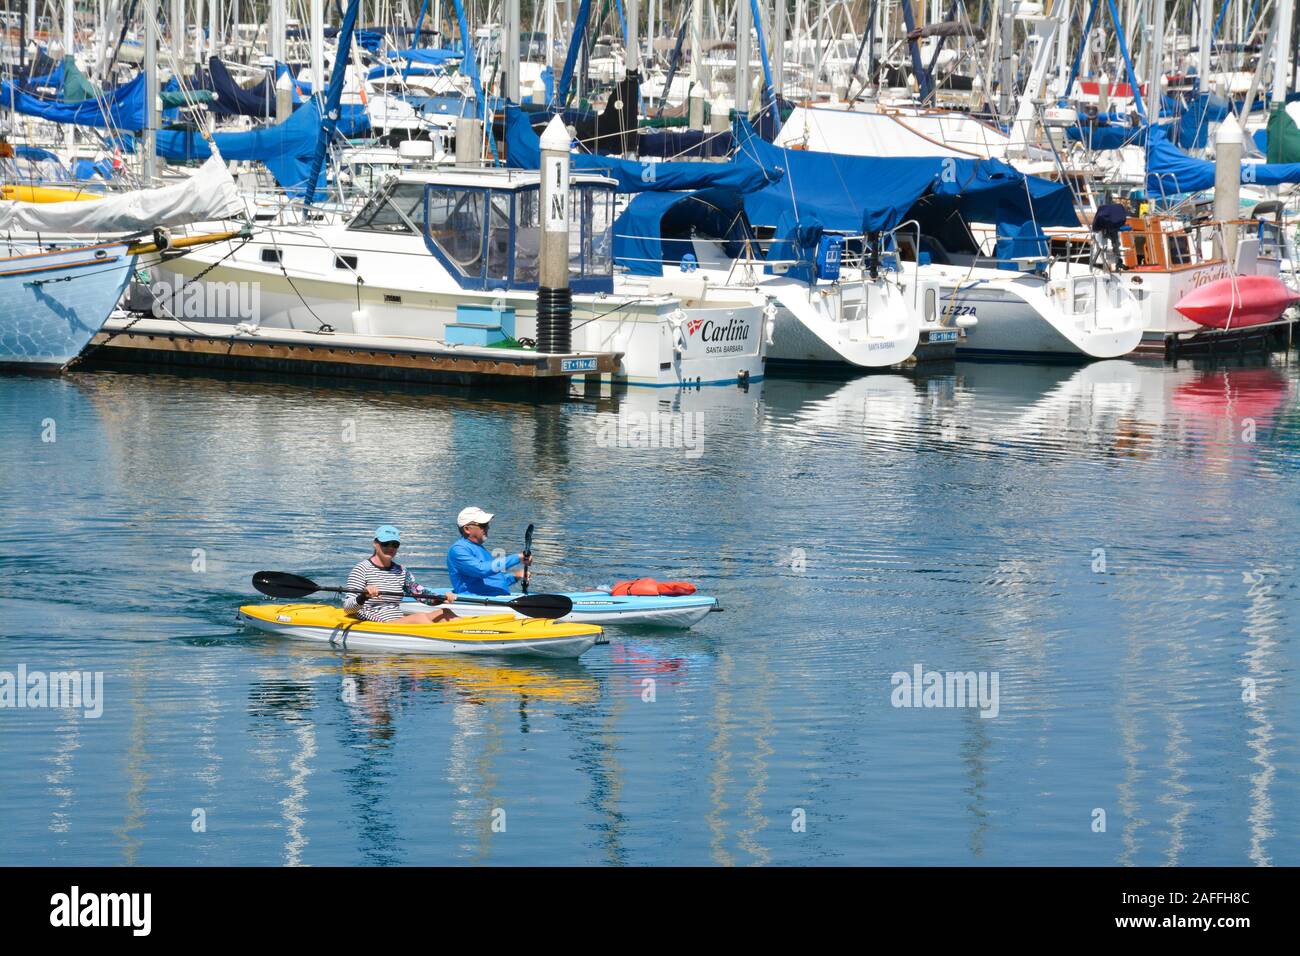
1,358,1297,866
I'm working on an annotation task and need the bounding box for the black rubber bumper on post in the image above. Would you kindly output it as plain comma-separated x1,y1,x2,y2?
536,286,573,354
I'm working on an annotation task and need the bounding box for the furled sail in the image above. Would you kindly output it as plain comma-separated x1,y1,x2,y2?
0,153,244,233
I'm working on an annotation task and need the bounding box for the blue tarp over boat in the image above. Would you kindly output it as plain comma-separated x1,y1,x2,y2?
1145,124,1300,193
207,57,277,117
395,48,463,65
505,106,775,193
0,72,147,129
156,99,368,195
614,188,754,276
1066,121,1148,150
731,119,1078,278
733,118,1077,241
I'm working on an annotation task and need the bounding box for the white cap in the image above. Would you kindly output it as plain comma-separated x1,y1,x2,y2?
1216,111,1244,146
457,506,494,527
539,115,570,152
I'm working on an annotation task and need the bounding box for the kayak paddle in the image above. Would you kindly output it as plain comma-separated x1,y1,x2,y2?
251,571,572,619
522,523,535,594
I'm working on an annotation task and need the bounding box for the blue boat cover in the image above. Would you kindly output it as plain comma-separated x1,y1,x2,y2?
14,145,61,163
1066,121,1148,150
395,48,463,65
72,157,116,181
733,118,1077,238
1171,92,1231,150
1145,124,1300,193
505,106,776,193
207,57,277,117
613,188,753,276
0,72,147,129
637,127,734,159
155,99,367,195
366,63,440,80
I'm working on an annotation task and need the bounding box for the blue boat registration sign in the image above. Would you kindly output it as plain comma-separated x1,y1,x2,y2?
928,330,959,343
561,357,598,372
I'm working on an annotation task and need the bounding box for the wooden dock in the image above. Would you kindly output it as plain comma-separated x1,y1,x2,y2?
83,316,622,390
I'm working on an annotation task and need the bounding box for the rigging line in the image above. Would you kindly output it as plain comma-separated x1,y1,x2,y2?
97,234,255,345
261,223,335,332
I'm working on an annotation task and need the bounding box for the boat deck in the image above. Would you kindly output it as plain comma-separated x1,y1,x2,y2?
83,315,622,390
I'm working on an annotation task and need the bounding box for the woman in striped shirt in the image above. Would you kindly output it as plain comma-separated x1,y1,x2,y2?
344,525,457,623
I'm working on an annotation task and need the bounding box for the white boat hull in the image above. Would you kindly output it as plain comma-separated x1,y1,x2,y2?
403,597,717,628
935,271,1144,358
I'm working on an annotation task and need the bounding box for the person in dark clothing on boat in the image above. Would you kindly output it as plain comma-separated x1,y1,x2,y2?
1091,202,1130,271
344,525,457,623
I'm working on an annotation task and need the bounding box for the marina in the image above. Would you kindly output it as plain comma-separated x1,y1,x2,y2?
2,0,1300,884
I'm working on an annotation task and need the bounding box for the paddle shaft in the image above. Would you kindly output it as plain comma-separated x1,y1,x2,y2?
320,585,445,606
286,584,544,611
252,571,572,618
522,524,535,595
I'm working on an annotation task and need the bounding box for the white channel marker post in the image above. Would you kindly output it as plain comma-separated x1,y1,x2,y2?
1214,112,1243,265
537,115,573,353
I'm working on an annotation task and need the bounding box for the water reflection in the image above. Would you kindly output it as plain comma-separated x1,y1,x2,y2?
1241,567,1281,867
2,354,1296,866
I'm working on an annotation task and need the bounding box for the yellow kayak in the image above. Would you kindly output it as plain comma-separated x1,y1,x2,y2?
1,184,102,203
237,603,605,658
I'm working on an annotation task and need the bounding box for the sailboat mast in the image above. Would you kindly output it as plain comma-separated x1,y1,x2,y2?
773,0,784,97
505,0,520,100
999,0,1014,118
270,0,285,63
170,0,182,62
1144,0,1164,126
311,0,324,84
626,0,641,73
143,0,158,181
737,0,752,114
1273,0,1295,105
1196,0,1212,86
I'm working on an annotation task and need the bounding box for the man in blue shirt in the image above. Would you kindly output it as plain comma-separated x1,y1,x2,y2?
447,506,532,596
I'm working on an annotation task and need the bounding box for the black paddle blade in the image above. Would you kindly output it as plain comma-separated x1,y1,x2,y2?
252,571,322,599
503,593,571,619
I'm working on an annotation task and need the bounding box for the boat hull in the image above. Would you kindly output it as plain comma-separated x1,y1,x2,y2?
941,274,1143,358
764,277,919,368
403,591,718,627
0,243,134,371
237,604,604,658
154,247,764,387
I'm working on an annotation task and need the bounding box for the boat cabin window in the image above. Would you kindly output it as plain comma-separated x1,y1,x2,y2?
420,181,614,290
349,182,428,233
578,186,614,278
515,189,542,285
1257,220,1286,258
426,187,485,272
1167,233,1193,266
486,191,513,284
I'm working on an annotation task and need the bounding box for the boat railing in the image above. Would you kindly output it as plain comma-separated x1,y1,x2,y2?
1148,173,1186,212
884,220,923,311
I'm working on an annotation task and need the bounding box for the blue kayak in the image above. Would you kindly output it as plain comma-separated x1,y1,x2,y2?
403,590,718,628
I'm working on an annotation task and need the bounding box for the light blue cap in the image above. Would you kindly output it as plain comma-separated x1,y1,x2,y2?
374,524,401,542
